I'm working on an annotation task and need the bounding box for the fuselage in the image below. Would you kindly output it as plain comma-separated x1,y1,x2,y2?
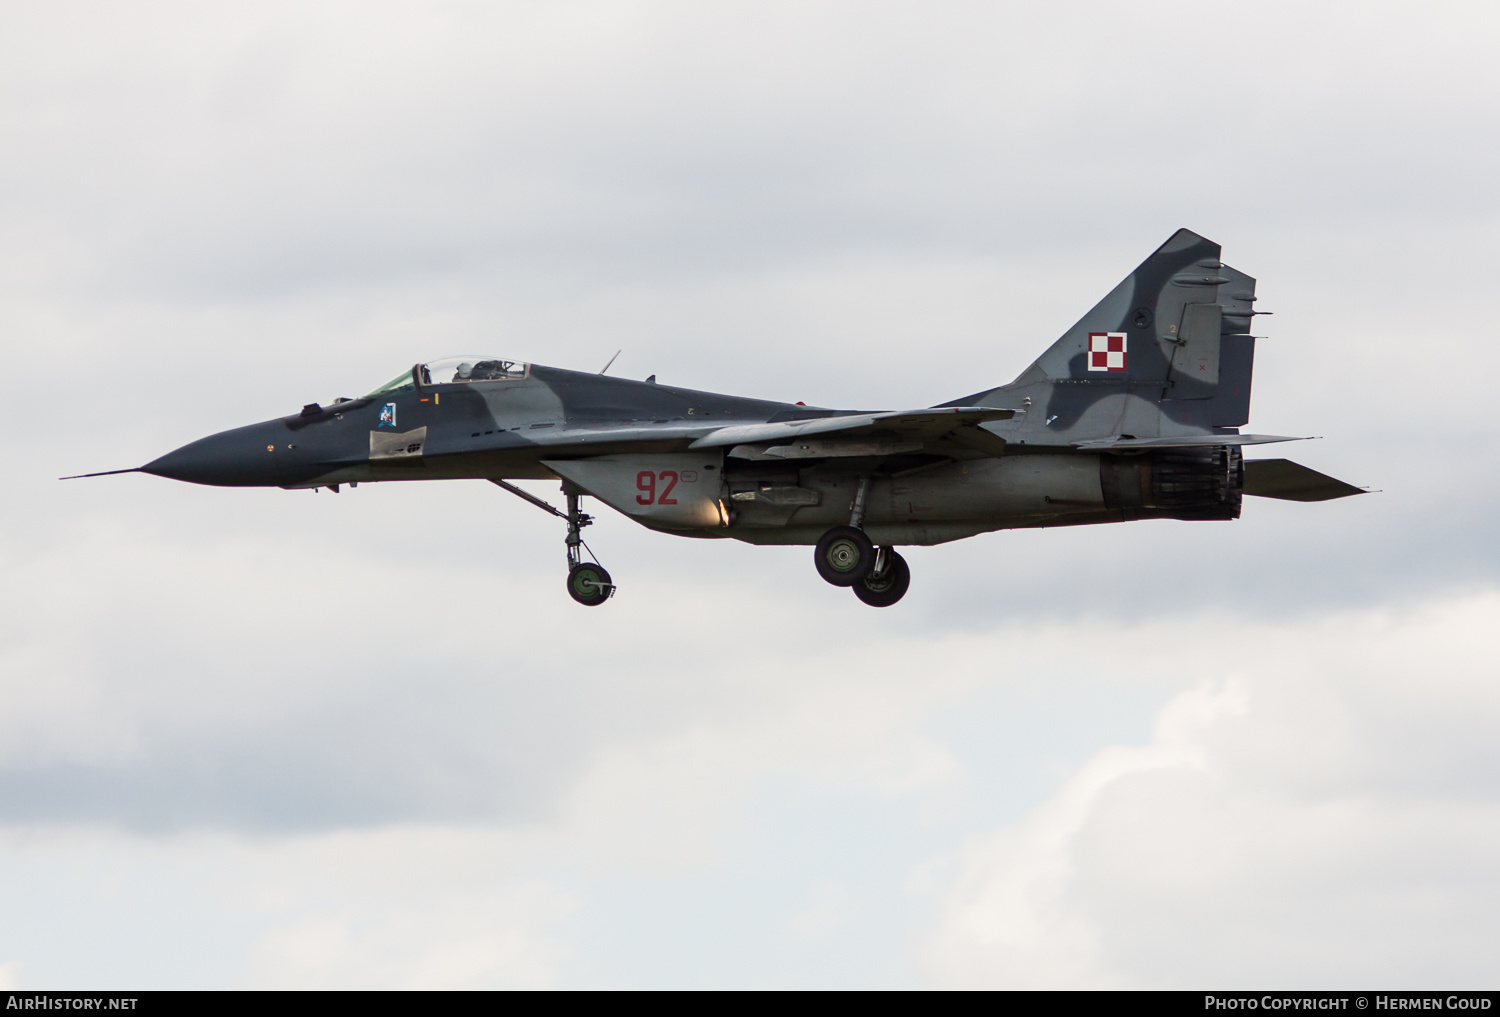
141,359,1243,548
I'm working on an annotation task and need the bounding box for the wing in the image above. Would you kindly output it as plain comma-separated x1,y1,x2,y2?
405,407,1019,466
688,407,1017,459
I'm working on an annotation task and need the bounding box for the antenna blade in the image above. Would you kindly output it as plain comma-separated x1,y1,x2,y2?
599,350,621,375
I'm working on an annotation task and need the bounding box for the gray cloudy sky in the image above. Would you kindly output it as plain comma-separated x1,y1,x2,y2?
3,0,1499,989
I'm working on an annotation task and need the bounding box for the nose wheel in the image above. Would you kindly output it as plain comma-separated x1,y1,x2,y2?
567,561,614,606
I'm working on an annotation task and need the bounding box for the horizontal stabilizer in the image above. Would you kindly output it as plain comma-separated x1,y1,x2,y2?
690,407,1017,449
1072,434,1303,451
1243,459,1367,501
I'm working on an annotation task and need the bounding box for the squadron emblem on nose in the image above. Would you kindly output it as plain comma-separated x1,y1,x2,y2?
378,402,397,428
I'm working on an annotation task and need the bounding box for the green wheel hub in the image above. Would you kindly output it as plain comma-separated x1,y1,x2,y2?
824,538,863,574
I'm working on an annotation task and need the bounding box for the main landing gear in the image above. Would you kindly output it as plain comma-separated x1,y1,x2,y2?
813,477,911,607
490,479,614,607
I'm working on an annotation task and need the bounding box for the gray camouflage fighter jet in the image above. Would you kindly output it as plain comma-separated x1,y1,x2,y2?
71,229,1364,606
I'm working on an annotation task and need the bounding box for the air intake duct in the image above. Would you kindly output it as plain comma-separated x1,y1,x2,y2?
1099,446,1243,521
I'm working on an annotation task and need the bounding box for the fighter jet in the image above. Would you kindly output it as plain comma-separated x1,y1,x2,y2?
70,229,1365,607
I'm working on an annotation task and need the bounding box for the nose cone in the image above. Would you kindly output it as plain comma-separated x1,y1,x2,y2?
143,420,314,487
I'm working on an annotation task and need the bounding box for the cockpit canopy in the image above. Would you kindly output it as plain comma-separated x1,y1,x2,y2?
366,356,531,397
420,356,529,385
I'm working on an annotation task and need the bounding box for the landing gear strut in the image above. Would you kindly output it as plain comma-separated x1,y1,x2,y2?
489,479,614,606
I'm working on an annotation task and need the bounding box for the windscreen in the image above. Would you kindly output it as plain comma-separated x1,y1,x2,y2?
365,369,416,397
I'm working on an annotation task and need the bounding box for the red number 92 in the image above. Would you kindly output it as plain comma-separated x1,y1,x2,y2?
636,470,679,505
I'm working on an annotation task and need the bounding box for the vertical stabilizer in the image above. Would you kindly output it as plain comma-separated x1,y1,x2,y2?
950,229,1260,441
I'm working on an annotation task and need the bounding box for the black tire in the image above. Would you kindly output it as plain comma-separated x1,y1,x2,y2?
853,549,910,607
814,526,876,587
567,562,613,606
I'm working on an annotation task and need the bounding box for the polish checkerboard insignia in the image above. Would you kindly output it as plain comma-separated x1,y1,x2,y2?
1088,332,1127,372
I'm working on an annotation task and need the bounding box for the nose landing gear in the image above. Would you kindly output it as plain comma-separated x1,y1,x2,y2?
562,486,613,607
489,478,615,606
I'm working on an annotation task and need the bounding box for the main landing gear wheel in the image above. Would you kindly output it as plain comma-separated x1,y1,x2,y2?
567,562,613,606
814,525,876,587
853,548,910,607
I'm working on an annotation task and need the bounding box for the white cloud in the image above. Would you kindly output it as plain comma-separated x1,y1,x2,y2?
921,593,1500,988
231,836,579,990
0,594,1497,987
789,883,851,941
3,0,1500,989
